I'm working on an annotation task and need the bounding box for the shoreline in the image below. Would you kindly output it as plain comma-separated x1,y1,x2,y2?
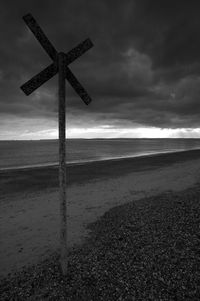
0,148,200,172
1,148,200,196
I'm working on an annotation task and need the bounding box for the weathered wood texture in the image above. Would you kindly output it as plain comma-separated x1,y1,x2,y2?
58,53,67,274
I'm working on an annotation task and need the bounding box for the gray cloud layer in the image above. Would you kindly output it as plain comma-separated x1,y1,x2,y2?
1,0,200,133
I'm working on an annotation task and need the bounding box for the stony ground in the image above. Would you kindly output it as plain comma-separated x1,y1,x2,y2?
1,184,200,300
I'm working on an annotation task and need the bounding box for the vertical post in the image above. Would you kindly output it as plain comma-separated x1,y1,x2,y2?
58,52,67,274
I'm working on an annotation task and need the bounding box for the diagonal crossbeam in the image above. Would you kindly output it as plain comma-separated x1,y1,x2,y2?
64,38,93,65
65,67,92,105
20,38,93,100
21,14,93,102
21,62,58,95
23,14,57,61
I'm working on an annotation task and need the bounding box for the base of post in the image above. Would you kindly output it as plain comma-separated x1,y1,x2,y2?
60,256,68,275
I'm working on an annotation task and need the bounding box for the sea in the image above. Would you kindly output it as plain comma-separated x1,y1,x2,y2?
0,138,200,170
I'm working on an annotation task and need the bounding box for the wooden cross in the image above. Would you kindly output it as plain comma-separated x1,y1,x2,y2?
20,13,93,274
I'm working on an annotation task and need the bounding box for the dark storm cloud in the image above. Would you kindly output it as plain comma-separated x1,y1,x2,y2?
1,0,200,132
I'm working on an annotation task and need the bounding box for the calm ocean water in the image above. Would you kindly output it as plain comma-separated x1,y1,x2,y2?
0,138,200,170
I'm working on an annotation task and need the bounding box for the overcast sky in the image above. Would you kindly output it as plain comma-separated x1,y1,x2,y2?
1,0,200,139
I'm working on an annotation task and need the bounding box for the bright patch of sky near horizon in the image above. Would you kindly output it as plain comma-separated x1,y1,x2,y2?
1,119,200,140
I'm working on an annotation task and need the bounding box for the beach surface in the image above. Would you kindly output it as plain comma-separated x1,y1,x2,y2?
1,149,200,278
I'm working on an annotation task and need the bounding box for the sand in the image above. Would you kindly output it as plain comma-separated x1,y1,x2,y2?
1,149,200,277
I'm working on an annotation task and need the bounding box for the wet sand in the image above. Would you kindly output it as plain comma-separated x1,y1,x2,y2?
1,149,200,277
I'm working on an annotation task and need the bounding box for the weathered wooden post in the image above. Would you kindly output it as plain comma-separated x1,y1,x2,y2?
58,52,67,273
20,13,93,274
